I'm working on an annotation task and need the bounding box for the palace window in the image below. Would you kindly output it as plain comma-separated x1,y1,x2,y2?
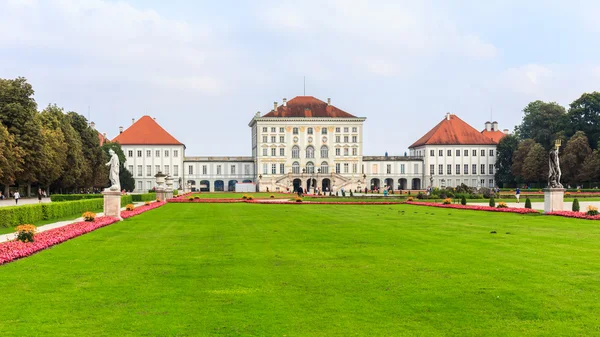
271,164,276,174
307,127,313,135
481,149,485,156
472,149,477,156
280,136,285,143
489,164,494,175
344,163,349,173
447,164,451,175
335,127,340,132
352,127,357,132
262,127,267,132
344,148,349,156
137,150,142,157
271,136,276,143
430,165,434,175
231,165,236,175
352,148,357,156
164,150,169,157
387,164,391,174
414,164,419,174
464,164,468,174
352,163,357,173
164,165,170,175
155,165,159,174
202,165,207,175
400,164,405,174
271,148,276,156
439,150,443,156
263,164,268,174
320,145,328,158
280,164,285,174
174,166,179,177
489,149,494,156
263,136,268,143
481,164,485,174
280,127,284,133
217,165,221,175
321,162,329,174
447,150,452,156
244,164,250,175
372,164,378,173
293,127,298,135
292,162,300,174
438,164,443,175
472,164,477,174
336,136,340,143
344,136,349,143
146,165,151,176
430,150,434,156
456,149,460,156
335,148,340,156
335,163,341,173
456,164,460,175
344,127,349,132
352,136,357,143
292,146,300,158
156,150,160,157
128,165,133,173
137,165,142,176
306,146,314,158
280,148,285,156
464,150,468,156
306,162,314,174
262,148,267,156
322,128,327,135
174,150,178,157
128,150,133,157
271,127,276,133
146,150,151,157
189,165,194,175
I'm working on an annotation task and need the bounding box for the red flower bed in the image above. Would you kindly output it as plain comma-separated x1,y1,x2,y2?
247,200,404,205
168,198,244,203
121,201,166,218
546,211,600,220
0,201,167,265
404,201,540,214
0,216,118,265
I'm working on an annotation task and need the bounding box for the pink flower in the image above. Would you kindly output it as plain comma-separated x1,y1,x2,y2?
404,201,540,214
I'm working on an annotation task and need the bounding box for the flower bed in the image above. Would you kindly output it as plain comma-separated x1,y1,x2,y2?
404,201,540,214
0,201,167,265
168,198,245,203
546,211,600,220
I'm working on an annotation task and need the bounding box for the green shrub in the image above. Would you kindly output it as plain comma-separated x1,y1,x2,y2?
42,199,104,220
461,196,467,205
50,194,103,202
572,198,580,212
131,193,156,202
525,198,532,209
120,195,133,207
489,197,495,208
173,190,179,196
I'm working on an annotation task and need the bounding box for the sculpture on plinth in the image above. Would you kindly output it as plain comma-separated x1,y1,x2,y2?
105,149,120,191
548,140,563,188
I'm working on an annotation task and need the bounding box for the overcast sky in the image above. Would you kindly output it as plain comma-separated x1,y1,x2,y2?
2,0,600,156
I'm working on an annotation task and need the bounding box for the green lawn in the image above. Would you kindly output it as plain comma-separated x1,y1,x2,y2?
190,192,289,199
1,203,600,336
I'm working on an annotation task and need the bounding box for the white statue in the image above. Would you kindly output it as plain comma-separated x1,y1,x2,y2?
105,149,120,191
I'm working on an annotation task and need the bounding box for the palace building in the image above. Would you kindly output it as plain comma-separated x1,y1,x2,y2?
111,96,505,192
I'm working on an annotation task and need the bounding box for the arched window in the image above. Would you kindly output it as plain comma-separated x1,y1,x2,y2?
320,145,328,158
306,162,315,174
306,146,314,158
292,161,300,174
292,145,300,158
320,161,329,174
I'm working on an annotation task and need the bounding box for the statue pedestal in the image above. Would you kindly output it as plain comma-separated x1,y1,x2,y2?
102,190,122,220
156,188,166,202
543,188,565,213
165,189,173,200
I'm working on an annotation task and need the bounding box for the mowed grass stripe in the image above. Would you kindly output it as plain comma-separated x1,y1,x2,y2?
0,203,599,336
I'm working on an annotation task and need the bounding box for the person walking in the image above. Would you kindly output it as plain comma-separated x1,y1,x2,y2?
38,188,42,204
515,187,521,203
14,191,20,205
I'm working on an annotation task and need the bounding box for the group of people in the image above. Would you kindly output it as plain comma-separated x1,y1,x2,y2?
0,189,48,205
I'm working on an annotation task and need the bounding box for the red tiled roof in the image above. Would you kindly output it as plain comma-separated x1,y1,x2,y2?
410,114,497,148
481,130,506,144
262,96,357,118
112,116,183,146
98,132,107,146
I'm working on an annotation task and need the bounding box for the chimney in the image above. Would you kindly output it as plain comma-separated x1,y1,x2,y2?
255,111,261,118
273,102,278,111
153,117,156,121
485,121,492,132
503,129,509,134
103,132,107,139
492,121,499,131
283,98,287,106
119,126,124,134
327,98,331,106
89,121,95,130
131,118,135,125
445,112,451,121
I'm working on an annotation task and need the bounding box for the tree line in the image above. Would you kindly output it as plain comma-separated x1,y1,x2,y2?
0,77,134,196
495,93,600,188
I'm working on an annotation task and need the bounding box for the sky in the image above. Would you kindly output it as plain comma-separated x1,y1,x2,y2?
2,0,600,156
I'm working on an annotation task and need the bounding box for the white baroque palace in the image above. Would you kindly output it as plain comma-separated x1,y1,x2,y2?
110,97,506,192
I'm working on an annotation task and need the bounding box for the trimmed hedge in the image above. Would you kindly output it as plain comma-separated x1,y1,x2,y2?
0,195,135,228
50,194,103,202
131,193,156,202
0,199,103,228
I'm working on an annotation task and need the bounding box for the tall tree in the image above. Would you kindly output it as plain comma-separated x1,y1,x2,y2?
101,142,135,192
579,150,600,187
568,92,600,149
495,134,519,187
66,112,96,188
40,105,86,192
0,77,43,195
522,143,547,184
0,123,23,196
516,101,569,150
560,131,592,186
511,139,536,183
36,113,67,192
